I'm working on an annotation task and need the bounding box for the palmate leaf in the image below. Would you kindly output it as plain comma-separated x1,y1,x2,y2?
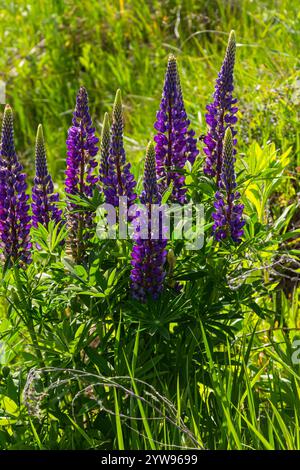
61,254,130,309
124,290,192,338
66,187,104,212
161,181,174,204
31,220,67,253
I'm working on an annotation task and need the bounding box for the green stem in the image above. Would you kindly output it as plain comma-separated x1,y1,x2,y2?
14,267,45,368
27,316,46,368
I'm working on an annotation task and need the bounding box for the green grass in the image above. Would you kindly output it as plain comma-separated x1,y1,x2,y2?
1,0,300,176
0,0,299,451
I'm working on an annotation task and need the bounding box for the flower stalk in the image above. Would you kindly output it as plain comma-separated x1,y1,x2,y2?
104,90,137,209
32,124,62,228
99,112,110,186
130,141,167,301
212,127,245,243
203,30,238,186
65,86,99,263
154,54,199,204
0,105,31,267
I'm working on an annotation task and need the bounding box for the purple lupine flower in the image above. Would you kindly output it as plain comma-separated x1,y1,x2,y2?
0,105,31,266
212,127,245,243
154,54,199,204
32,124,62,228
99,112,110,185
203,30,238,185
65,86,99,262
104,90,137,208
130,141,167,302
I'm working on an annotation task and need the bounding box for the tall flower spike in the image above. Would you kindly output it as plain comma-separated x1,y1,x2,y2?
212,128,245,243
130,142,167,301
203,30,238,185
104,90,137,208
0,105,31,266
154,54,199,204
32,124,62,228
65,86,99,263
99,112,110,185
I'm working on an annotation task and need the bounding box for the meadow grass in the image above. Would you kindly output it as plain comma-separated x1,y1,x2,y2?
1,0,300,174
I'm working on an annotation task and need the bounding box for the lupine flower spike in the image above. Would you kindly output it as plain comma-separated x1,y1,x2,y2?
99,112,110,185
203,30,238,185
32,124,62,228
130,141,167,301
65,86,99,263
0,105,31,266
104,90,137,209
212,127,245,243
154,54,199,204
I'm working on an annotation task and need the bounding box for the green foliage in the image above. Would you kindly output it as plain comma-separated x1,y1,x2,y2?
1,0,300,176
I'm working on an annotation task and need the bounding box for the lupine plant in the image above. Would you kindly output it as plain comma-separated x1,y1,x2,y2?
65,86,99,263
154,54,199,204
0,105,31,267
130,141,167,301
203,30,238,185
212,127,245,242
103,90,137,209
99,112,110,186
31,124,62,228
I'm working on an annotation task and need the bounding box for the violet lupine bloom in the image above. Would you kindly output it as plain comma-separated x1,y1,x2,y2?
203,30,238,186
104,90,137,208
0,105,31,266
65,86,99,262
99,112,110,185
130,141,167,302
212,128,245,243
32,124,62,228
154,54,199,204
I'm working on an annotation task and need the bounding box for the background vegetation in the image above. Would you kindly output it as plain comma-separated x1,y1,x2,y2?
0,0,299,450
